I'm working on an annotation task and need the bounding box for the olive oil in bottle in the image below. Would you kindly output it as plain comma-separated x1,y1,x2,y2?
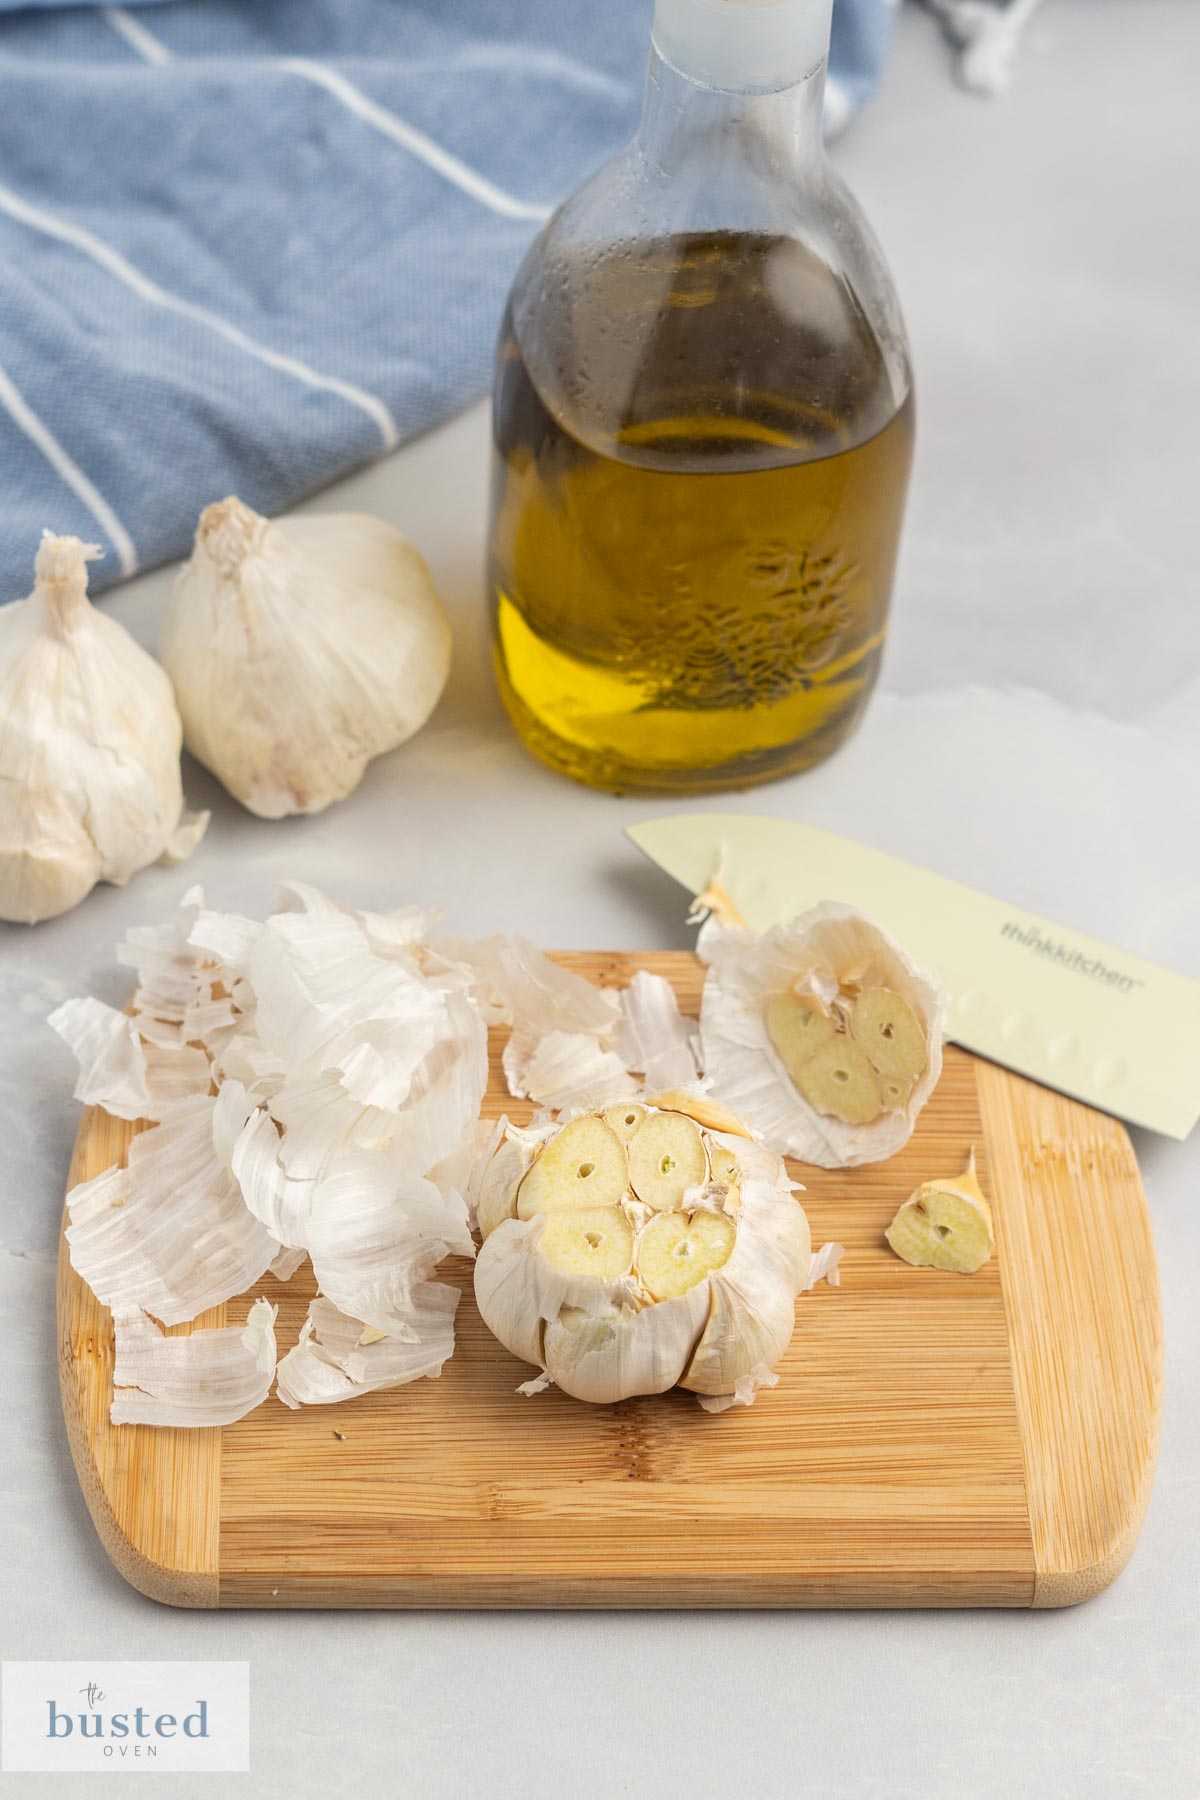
488,1,914,793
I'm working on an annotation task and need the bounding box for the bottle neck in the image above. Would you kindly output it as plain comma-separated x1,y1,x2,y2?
641,0,829,174
652,0,832,93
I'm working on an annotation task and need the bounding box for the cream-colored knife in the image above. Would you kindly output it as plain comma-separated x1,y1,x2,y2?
628,814,1200,1140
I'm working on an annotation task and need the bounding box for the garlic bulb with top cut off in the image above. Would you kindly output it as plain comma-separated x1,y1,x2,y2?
474,1092,819,1410
0,533,207,925
161,498,452,818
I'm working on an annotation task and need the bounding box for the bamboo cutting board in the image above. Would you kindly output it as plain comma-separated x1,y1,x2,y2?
57,953,1162,1610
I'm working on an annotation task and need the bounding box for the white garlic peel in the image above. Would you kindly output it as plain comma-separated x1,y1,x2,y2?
473,1093,813,1407
699,902,947,1169
55,883,487,1426
428,933,628,1108
0,533,207,924
160,498,451,818
110,1300,278,1428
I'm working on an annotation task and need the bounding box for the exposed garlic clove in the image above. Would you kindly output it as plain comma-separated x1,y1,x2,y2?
628,1110,708,1210
765,990,837,1075
0,533,205,924
709,1142,741,1185
516,1114,626,1219
537,1206,634,1281
643,1088,755,1139
878,1073,914,1111
635,1207,735,1300
796,1036,883,1125
603,1101,647,1143
885,1152,995,1273
848,986,928,1081
160,497,451,818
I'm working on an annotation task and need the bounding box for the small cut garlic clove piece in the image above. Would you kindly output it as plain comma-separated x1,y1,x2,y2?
765,991,837,1075
603,1101,647,1143
636,1207,735,1300
536,1206,634,1282
796,1037,883,1125
709,1143,741,1185
848,986,928,1081
878,1073,914,1111
628,1110,708,1210
516,1114,626,1219
885,1152,994,1273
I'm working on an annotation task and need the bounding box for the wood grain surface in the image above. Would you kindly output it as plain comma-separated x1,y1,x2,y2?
57,953,1162,1609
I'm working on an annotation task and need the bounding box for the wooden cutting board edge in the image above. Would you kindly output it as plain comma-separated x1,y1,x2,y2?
56,951,1163,1611
974,1060,1162,1606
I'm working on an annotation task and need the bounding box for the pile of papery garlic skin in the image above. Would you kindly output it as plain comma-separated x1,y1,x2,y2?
52,886,852,1425
52,885,490,1424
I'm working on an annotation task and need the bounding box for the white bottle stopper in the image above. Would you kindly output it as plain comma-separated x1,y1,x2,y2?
653,0,833,92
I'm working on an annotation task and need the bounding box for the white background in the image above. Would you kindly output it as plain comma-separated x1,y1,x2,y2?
1,4,1197,1797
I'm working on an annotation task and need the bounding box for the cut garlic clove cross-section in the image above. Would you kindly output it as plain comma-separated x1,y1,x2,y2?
709,1143,741,1185
796,1037,882,1125
847,986,927,1081
536,1206,634,1281
628,1110,708,1210
604,1102,647,1143
516,1114,626,1219
636,1208,735,1300
765,991,837,1075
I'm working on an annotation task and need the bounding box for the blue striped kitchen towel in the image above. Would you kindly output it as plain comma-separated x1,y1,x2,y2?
0,1,902,602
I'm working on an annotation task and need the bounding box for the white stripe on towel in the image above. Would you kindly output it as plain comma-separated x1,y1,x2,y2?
101,6,551,225
0,184,398,450
0,359,138,578
102,6,171,66
276,59,552,223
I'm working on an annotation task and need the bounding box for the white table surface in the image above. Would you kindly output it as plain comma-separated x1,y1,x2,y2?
2,4,1198,1795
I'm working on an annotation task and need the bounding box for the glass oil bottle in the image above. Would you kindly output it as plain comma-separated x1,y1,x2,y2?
488,0,914,793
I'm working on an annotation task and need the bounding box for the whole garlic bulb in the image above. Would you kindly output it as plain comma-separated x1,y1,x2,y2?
161,497,452,819
0,533,206,925
474,1095,812,1409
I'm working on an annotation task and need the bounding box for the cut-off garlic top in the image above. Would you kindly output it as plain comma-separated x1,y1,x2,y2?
699,902,947,1169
